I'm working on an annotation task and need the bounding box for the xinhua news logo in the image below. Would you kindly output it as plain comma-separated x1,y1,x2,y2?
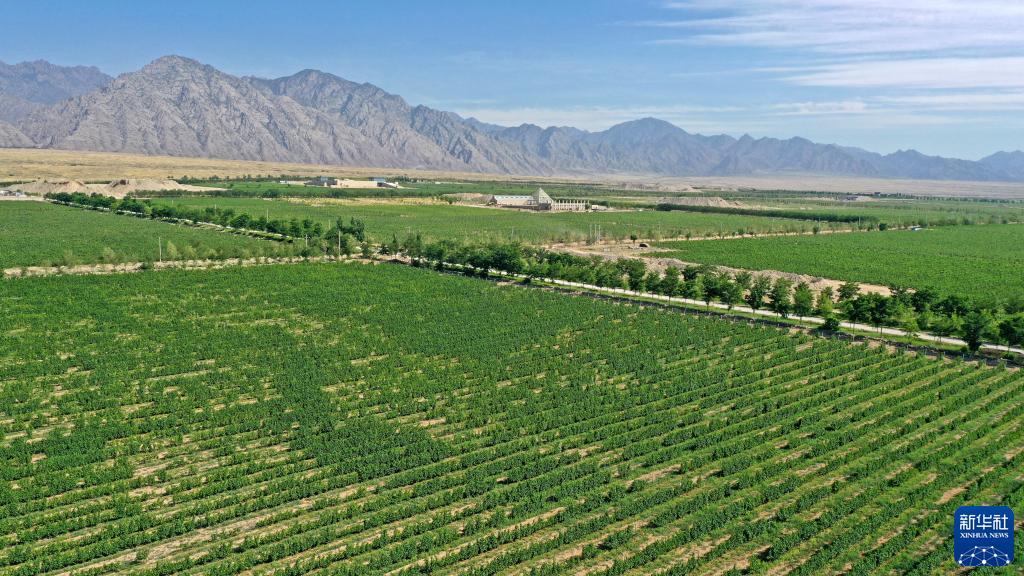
954,506,1014,567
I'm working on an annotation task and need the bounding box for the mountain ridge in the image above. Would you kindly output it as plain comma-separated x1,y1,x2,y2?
2,55,1021,182
0,59,111,123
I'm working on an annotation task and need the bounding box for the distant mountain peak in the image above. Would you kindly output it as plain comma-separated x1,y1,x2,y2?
0,58,112,122
979,150,1024,180
140,55,215,74
2,55,1022,182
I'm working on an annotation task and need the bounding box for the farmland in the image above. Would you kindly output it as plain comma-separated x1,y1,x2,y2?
179,180,649,202
157,197,819,244
0,201,275,269
655,198,1024,229
655,224,1024,304
178,179,1024,229
1,262,1022,575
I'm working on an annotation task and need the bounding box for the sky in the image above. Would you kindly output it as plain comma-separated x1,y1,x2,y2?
3,0,1023,159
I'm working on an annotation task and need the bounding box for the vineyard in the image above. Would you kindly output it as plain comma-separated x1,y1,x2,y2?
0,202,276,269
2,262,1021,575
656,224,1024,304
159,197,821,244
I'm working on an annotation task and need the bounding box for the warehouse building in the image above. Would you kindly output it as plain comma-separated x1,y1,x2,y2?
486,188,587,212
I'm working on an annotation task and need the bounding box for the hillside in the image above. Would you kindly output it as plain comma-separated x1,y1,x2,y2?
3,55,1023,181
0,59,111,122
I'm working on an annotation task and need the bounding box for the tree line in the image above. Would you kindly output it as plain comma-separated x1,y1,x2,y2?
401,238,1024,354
46,192,369,257
655,203,878,225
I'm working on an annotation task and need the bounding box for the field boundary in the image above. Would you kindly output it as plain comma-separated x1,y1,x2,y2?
5,251,1020,364
401,258,1024,366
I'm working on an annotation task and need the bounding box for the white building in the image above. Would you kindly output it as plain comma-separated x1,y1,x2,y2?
486,188,587,212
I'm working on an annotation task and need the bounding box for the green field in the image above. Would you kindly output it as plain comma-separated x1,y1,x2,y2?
183,180,1024,225
161,197,816,243
719,194,1024,227
1,262,1021,575
184,179,663,201
656,224,1024,303
0,202,282,268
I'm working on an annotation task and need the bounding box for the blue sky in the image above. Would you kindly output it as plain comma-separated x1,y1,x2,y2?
4,0,1023,159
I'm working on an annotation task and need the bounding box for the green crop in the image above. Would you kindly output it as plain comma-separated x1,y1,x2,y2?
0,262,1020,575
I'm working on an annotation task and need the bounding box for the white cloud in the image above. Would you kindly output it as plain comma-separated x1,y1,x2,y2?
878,92,1024,110
772,101,868,115
637,0,1024,119
649,1,1024,55
787,57,1024,89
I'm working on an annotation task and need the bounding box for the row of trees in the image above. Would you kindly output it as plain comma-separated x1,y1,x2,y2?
47,192,370,256
655,203,877,225
399,237,1024,354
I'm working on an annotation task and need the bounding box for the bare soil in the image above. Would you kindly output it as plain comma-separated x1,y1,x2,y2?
557,243,892,297
12,178,223,198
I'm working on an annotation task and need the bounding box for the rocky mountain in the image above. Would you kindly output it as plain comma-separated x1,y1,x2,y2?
0,120,32,148
3,55,1023,181
0,60,111,123
249,68,550,173
14,57,546,172
980,151,1024,180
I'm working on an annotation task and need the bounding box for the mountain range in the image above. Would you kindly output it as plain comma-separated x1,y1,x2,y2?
2,55,1023,182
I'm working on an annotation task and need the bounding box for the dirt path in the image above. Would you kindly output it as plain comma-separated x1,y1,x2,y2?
7,253,1020,359
555,243,892,297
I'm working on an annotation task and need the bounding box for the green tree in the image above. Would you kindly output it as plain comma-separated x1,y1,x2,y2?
768,278,793,317
700,272,720,305
815,286,835,317
661,266,681,297
792,282,814,319
911,286,938,312
746,275,771,311
719,277,743,310
733,271,752,292
837,281,860,302
961,310,996,352
998,313,1024,353
618,259,647,292
888,284,911,307
932,313,963,338
686,276,704,302
895,304,919,339
643,271,662,294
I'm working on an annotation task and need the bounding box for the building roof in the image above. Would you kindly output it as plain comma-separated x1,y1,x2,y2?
533,188,553,205
490,195,535,205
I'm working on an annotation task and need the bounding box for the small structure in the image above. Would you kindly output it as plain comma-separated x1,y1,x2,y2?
305,176,400,189
486,188,587,212
305,176,338,187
